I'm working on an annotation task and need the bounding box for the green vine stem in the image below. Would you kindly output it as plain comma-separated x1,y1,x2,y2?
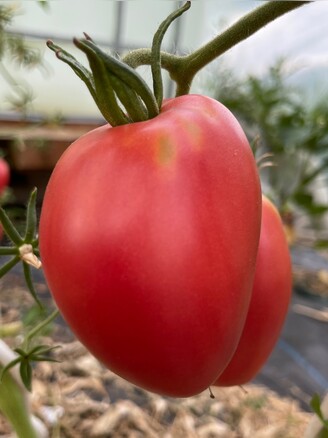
24,309,59,349
74,37,159,122
123,1,309,96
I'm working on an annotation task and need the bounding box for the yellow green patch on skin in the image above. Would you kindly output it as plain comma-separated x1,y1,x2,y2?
156,136,176,166
185,123,202,151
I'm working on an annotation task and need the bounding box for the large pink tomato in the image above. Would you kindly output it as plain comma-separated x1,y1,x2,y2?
215,195,292,386
39,95,261,397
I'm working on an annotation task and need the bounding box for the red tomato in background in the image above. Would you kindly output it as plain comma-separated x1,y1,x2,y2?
0,157,10,240
215,195,292,386
39,95,261,397
0,157,10,195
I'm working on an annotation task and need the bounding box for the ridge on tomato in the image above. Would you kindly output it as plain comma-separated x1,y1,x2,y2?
215,195,292,387
39,94,262,397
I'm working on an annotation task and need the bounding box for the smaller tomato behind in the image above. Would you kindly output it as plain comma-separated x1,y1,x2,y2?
214,195,292,386
0,158,10,195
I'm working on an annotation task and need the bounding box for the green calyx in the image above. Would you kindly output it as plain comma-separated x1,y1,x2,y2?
47,2,191,126
47,38,158,126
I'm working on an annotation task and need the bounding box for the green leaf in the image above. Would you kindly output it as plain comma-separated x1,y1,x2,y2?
77,38,159,120
24,188,38,243
46,40,99,107
293,191,328,216
23,262,43,309
13,348,27,357
0,189,41,287
0,207,23,246
107,73,148,123
0,256,20,277
0,357,21,383
310,394,328,430
311,394,322,416
28,344,55,356
0,310,60,393
74,38,129,126
32,356,60,363
19,360,33,392
300,159,328,187
315,240,328,250
37,0,49,11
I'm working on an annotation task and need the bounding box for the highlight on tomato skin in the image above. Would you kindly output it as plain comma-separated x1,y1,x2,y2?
214,195,292,387
39,94,262,398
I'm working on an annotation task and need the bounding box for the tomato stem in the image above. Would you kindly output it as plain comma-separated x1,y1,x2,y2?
123,1,309,96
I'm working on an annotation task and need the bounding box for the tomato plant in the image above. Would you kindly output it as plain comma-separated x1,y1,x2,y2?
215,195,292,386
39,94,262,397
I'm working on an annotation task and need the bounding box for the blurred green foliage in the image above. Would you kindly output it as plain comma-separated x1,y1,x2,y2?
0,4,43,115
310,394,328,436
209,60,328,247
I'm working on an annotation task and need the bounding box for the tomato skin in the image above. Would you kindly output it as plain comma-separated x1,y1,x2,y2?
39,95,261,397
0,158,10,195
215,195,292,386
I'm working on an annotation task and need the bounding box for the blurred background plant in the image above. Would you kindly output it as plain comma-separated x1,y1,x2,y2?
0,3,44,117
206,59,328,248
